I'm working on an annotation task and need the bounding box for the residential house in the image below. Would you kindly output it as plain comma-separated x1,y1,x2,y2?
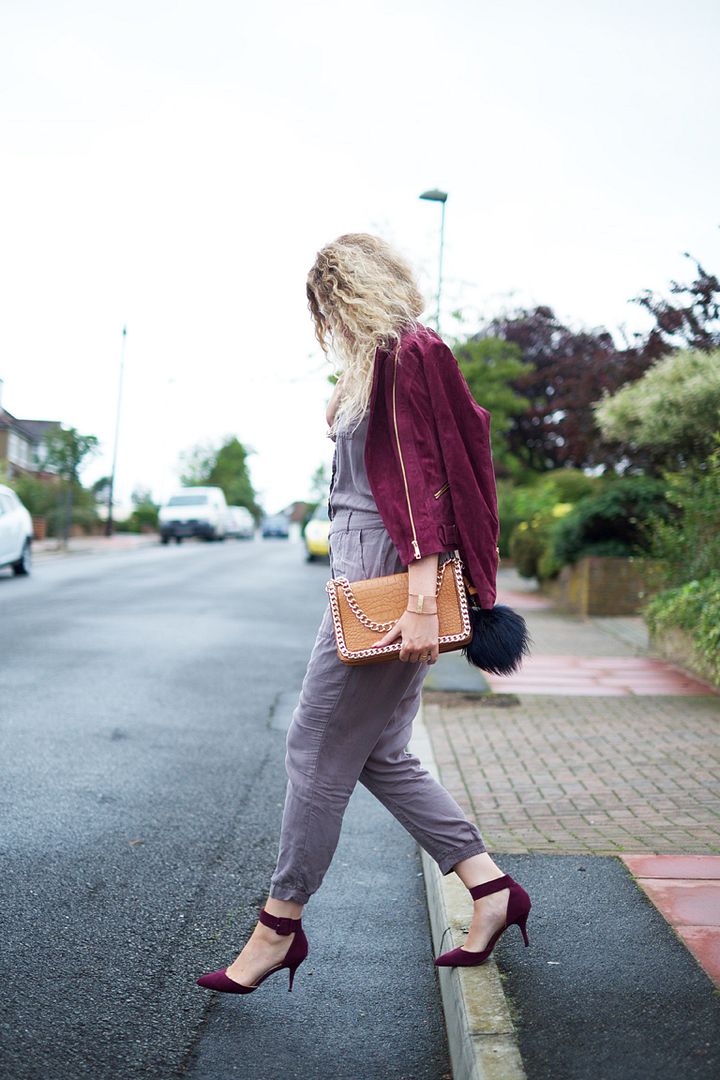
0,378,61,481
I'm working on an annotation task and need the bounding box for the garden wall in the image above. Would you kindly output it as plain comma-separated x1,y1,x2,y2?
544,556,664,616
649,625,719,690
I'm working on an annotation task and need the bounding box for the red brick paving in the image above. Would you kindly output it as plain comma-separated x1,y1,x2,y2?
622,854,720,879
487,655,713,696
621,855,720,986
633,879,720,925
495,585,553,610
673,928,720,987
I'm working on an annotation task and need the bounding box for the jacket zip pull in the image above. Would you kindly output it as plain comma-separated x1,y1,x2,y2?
392,350,422,560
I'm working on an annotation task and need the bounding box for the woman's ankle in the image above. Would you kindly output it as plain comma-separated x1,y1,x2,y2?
453,852,506,891
263,896,304,920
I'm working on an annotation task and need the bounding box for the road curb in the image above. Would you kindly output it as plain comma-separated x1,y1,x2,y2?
33,536,160,560
410,704,527,1080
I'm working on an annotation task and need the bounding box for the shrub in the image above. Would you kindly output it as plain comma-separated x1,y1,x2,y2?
497,469,599,558
46,504,99,536
509,502,573,580
10,474,60,518
644,573,720,685
536,469,602,504
646,446,720,588
594,348,720,469
509,521,546,578
496,481,551,558
126,504,159,533
549,475,670,567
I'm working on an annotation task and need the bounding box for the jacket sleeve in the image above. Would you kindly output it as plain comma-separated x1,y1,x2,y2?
388,340,458,565
415,332,500,607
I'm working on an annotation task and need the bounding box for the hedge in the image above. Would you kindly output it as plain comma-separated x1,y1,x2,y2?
643,572,720,686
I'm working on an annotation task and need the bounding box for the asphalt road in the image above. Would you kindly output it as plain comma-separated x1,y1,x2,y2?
0,539,450,1080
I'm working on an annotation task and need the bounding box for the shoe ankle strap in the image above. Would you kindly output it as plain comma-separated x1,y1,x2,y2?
259,908,302,936
469,874,514,901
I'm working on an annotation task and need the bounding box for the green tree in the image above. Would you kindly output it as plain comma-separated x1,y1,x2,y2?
594,349,720,470
309,462,331,501
127,487,160,533
41,427,100,544
179,436,261,519
452,336,533,479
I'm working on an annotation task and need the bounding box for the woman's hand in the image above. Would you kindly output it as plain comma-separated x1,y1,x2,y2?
371,610,440,663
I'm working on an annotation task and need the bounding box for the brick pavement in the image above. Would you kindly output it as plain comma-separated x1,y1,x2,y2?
424,693,720,855
422,566,720,856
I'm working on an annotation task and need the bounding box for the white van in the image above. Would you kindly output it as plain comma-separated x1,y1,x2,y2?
158,486,228,544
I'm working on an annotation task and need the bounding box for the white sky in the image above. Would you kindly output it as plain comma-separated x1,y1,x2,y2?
1,0,718,513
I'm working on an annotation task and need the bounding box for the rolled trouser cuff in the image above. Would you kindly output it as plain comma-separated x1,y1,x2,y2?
437,840,488,876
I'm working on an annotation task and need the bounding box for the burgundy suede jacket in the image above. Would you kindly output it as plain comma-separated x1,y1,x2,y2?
360,324,500,609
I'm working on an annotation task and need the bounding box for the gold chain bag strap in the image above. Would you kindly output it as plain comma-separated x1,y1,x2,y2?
325,552,473,666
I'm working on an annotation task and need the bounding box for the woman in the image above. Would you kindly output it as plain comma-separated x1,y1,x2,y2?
196,234,531,995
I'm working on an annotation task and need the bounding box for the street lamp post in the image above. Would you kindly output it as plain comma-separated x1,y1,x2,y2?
105,324,126,537
419,188,448,335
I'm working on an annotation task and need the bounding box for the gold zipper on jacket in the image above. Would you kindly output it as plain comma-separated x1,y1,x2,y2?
392,353,421,560
433,480,450,499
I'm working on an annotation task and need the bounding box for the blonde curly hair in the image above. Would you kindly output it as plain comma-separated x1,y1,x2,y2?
307,233,425,437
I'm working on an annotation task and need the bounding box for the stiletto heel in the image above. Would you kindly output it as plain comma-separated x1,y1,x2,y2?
434,873,532,968
196,908,308,994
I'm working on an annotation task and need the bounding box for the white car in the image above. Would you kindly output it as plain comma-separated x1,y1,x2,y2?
0,483,33,576
226,506,255,539
158,487,228,544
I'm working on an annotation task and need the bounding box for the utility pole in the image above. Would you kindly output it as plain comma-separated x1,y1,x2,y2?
106,324,126,536
419,189,448,335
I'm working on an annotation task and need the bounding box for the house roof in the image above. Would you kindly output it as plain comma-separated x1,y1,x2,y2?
0,408,61,442
15,418,61,440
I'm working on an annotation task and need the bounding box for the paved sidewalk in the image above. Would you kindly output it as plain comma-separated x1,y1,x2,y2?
424,693,720,855
421,566,720,1077
425,568,719,858
33,533,159,559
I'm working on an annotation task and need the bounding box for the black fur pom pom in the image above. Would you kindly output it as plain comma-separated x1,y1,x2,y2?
462,603,531,675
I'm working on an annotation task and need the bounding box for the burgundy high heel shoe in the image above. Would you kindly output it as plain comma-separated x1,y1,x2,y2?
434,873,531,967
196,909,308,993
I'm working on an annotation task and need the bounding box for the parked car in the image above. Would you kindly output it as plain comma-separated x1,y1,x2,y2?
304,503,330,561
261,512,290,539
0,484,33,576
226,506,256,539
158,487,228,543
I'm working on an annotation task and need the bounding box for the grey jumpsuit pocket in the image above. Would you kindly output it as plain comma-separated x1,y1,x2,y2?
329,528,367,580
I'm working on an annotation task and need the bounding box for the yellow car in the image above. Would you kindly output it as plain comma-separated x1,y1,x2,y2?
304,503,330,561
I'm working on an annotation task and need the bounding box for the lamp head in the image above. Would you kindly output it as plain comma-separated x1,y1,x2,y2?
419,189,448,203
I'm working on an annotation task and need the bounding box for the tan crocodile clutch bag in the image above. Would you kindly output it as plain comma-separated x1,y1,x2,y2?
325,553,473,665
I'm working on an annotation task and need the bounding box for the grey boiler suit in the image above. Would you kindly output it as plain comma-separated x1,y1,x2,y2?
268,411,486,904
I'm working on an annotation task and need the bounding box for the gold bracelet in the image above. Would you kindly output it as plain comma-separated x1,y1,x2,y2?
407,592,438,614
